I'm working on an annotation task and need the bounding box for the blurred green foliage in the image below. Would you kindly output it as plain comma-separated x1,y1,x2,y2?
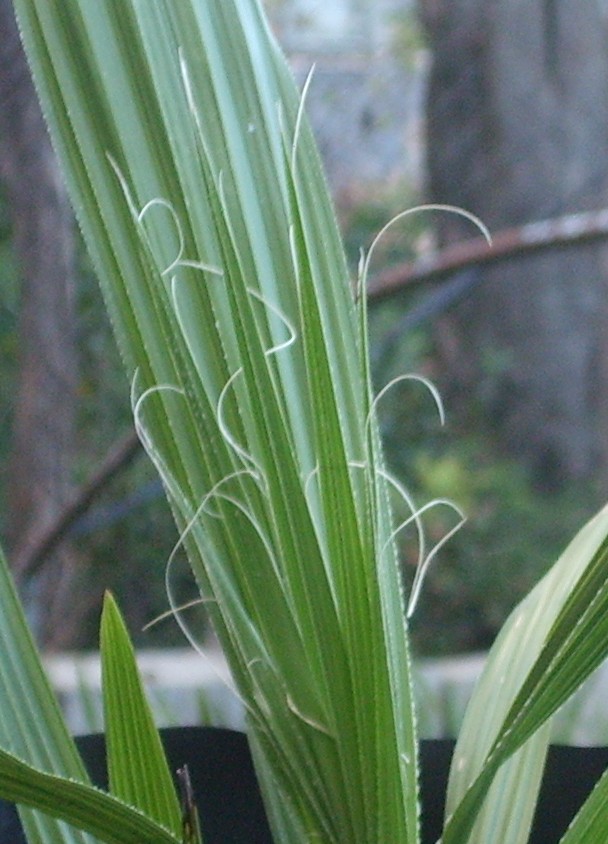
389,6,428,69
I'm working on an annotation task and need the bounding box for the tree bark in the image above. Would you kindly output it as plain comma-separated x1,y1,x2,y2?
419,0,608,490
0,0,78,640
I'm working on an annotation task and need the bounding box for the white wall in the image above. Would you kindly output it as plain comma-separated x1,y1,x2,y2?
266,0,425,193
268,0,382,54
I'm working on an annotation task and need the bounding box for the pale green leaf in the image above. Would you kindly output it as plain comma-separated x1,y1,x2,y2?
443,505,608,844
558,764,608,843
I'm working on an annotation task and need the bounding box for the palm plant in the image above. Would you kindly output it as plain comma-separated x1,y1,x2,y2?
2,0,608,842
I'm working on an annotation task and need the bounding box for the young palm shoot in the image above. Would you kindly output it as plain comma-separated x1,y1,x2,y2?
5,2,608,843
12,0,420,840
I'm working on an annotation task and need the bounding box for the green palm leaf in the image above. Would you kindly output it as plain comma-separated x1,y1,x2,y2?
558,763,608,843
12,1,420,840
443,505,608,843
0,541,183,844
0,746,179,844
100,592,185,839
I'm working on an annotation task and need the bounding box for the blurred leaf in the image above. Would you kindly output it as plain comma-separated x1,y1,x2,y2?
0,543,92,843
559,764,608,843
443,505,608,843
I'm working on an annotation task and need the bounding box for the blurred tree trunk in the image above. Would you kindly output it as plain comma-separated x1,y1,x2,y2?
418,0,608,490
0,0,79,645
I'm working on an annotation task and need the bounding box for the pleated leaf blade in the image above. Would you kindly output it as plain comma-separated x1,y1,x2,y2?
443,505,608,844
12,1,420,841
100,592,185,840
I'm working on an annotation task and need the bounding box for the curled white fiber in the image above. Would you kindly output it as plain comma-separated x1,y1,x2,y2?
216,368,261,472
162,469,269,699
367,373,446,436
215,287,297,473
131,376,190,510
108,153,222,282
407,501,466,619
291,64,316,173
353,457,465,620
137,196,222,279
360,203,492,293
373,465,426,573
286,695,333,738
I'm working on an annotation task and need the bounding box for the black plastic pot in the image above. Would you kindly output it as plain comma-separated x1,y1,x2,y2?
1,728,607,842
